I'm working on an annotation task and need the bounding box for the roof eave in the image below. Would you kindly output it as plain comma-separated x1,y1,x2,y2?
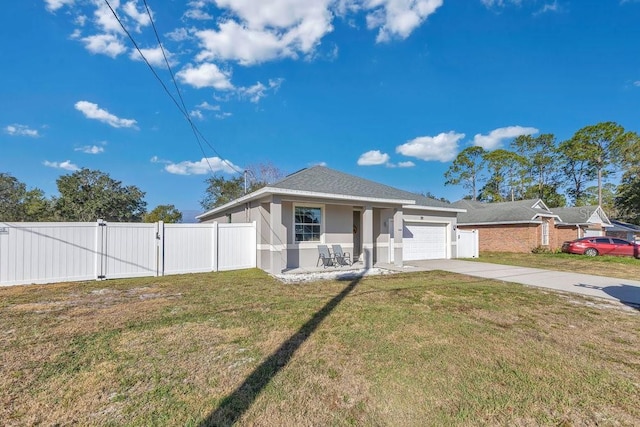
404,204,466,213
458,220,543,226
197,187,417,220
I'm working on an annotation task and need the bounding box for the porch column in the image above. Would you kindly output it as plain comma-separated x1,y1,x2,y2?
362,205,374,269
269,196,286,273
393,208,403,267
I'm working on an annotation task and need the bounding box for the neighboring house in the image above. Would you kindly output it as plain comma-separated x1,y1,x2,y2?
454,199,560,252
606,220,640,243
552,206,611,239
197,166,465,274
454,200,612,253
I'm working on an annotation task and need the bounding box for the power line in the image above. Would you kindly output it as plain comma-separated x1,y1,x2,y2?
102,0,244,176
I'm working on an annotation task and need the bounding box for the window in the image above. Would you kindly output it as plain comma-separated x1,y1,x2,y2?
595,238,611,244
294,206,322,242
612,238,630,245
541,221,549,246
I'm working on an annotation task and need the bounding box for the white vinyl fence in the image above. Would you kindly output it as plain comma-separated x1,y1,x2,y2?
456,229,479,258
0,220,256,286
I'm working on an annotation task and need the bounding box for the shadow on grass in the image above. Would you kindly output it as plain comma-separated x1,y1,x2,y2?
198,274,363,426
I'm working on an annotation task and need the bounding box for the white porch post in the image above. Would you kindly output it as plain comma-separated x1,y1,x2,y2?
269,196,286,273
393,208,403,267
362,205,374,268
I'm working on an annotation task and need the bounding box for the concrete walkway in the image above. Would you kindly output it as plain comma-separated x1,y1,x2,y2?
397,259,640,308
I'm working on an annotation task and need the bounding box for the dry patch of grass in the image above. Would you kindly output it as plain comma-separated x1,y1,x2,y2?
1,269,639,426
476,251,640,281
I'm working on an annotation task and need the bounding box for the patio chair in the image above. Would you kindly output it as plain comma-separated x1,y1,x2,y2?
332,244,352,266
317,245,336,268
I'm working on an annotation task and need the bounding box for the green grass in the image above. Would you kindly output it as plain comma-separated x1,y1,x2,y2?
473,251,640,281
1,269,639,426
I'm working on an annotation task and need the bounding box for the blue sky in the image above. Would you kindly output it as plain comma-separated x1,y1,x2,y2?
2,0,640,217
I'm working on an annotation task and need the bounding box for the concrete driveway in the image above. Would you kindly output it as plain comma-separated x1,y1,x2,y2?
405,259,640,309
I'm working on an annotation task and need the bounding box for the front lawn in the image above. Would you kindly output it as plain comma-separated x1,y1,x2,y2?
475,252,640,281
1,270,638,426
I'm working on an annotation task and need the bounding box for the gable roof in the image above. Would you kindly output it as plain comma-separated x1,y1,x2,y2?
552,206,611,226
454,199,556,225
609,220,640,233
197,166,462,219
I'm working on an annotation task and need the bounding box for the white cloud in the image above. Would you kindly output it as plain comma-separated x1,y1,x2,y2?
94,0,125,34
398,161,415,168
75,145,105,154
183,0,214,20
75,101,138,128
396,131,464,162
239,79,284,103
122,1,151,32
473,126,538,150
190,109,204,120
75,14,87,26
633,81,640,87
129,45,174,67
164,157,240,175
357,150,391,166
45,0,75,12
365,0,444,43
538,1,559,14
481,0,522,7
193,0,334,65
81,33,127,57
197,101,221,111
177,63,235,90
215,112,233,119
43,160,80,171
166,27,190,42
5,124,40,137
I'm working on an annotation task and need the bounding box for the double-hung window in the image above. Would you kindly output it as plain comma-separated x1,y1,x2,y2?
294,206,322,242
541,221,549,246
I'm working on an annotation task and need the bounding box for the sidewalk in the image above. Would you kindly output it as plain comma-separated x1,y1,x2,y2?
394,259,640,308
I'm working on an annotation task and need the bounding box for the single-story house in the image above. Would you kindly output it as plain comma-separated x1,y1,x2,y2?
606,220,640,243
197,166,466,274
453,199,611,253
551,206,611,239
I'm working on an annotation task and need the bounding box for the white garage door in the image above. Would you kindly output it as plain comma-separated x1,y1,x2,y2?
403,222,447,261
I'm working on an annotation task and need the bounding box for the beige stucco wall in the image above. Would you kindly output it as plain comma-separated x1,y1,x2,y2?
200,197,461,272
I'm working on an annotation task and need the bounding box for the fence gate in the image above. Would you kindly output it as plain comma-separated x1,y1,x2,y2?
96,220,159,280
457,229,479,258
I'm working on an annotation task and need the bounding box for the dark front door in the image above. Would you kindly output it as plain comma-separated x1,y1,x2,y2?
353,210,361,262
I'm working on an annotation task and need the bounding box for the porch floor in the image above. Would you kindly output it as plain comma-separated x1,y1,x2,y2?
280,261,414,275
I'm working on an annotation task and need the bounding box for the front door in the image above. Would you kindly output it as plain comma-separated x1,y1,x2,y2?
353,211,361,262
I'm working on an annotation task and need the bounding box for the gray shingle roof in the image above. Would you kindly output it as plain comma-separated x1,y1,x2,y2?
271,166,454,209
552,206,600,224
455,199,552,224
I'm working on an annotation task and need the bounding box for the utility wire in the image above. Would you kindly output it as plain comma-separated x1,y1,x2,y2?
104,0,296,271
103,0,244,176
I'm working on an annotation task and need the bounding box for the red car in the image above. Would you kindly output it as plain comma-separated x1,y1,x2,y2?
561,237,640,258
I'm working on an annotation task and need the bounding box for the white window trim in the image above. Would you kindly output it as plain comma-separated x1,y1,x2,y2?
293,204,325,245
541,221,550,246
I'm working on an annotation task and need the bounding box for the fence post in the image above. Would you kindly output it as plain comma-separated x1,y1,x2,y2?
212,222,219,272
95,219,106,280
156,221,164,277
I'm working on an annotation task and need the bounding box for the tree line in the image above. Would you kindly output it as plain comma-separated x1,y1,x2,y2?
444,121,640,224
0,162,283,223
0,168,182,223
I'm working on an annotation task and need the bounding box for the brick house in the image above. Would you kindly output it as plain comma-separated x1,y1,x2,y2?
606,220,640,243
453,200,611,253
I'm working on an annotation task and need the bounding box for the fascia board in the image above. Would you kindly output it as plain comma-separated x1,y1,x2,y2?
404,204,466,213
197,187,415,219
458,220,543,226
